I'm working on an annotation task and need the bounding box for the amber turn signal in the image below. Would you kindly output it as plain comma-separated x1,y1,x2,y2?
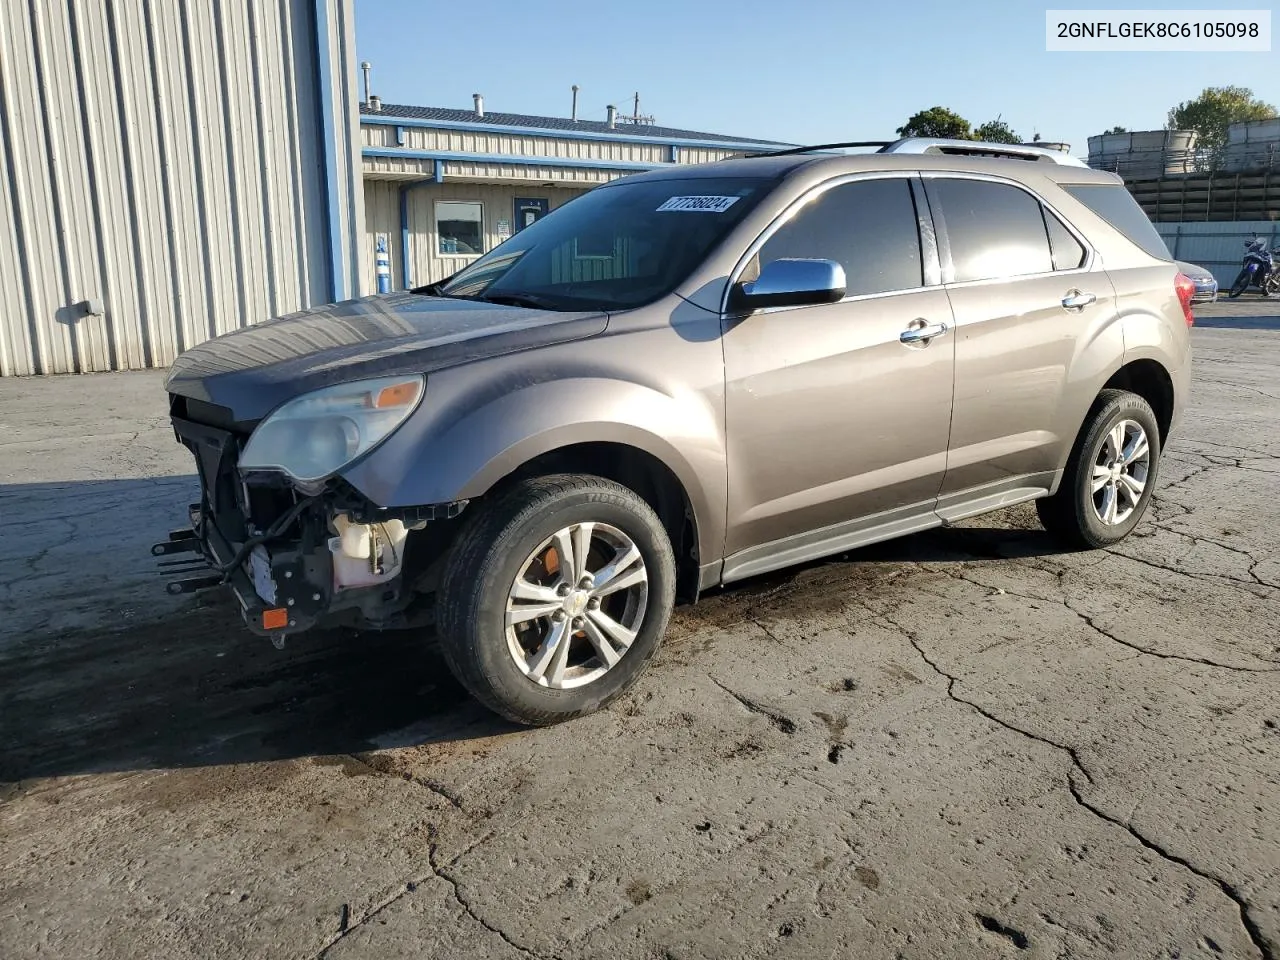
262,608,289,630
374,381,421,409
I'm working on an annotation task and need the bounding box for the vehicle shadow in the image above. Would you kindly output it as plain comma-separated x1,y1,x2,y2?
1192,313,1280,330
0,476,1062,784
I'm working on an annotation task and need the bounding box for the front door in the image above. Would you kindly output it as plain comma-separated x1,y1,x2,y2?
721,175,956,578
922,175,1122,509
514,197,549,233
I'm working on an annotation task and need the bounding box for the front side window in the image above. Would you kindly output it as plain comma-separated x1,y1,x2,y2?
436,176,773,311
752,177,923,297
437,201,484,256
931,178,1054,283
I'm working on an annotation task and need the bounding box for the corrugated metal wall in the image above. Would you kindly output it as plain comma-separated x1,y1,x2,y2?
1156,220,1280,286
0,0,363,376
362,180,590,291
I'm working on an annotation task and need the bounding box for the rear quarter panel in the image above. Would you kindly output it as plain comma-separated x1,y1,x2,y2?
1034,177,1192,450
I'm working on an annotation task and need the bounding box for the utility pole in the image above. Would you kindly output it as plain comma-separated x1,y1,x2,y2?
633,92,640,123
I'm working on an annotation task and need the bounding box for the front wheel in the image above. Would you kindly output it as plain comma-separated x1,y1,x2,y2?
436,474,676,726
1037,389,1162,550
1228,268,1251,298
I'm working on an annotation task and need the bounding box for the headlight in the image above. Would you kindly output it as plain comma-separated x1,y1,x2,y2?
239,375,425,482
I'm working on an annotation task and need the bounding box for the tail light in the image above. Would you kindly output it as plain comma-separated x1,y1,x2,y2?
1174,272,1196,327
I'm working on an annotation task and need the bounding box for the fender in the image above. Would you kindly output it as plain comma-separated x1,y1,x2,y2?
340,371,729,563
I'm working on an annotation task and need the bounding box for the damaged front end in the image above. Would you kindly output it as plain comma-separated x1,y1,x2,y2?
152,374,464,646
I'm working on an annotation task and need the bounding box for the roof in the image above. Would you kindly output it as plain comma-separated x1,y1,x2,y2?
617,151,1123,186
360,103,791,147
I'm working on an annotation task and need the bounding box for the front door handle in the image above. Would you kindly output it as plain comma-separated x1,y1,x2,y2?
900,320,949,344
1061,290,1097,310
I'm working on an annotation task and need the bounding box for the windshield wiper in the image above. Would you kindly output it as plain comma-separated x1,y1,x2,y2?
473,292,565,311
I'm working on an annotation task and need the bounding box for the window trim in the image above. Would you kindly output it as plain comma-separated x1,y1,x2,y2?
1041,204,1087,272
434,199,485,260
720,170,940,316
919,171,1097,288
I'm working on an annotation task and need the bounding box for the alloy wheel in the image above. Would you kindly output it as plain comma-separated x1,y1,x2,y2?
1090,419,1150,526
504,522,649,689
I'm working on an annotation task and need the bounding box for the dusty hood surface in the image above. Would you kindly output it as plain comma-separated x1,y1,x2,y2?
164,292,609,423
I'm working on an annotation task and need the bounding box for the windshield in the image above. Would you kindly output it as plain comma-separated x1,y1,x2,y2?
435,176,774,311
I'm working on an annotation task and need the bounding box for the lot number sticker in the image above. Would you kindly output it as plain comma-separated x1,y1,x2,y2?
656,195,741,213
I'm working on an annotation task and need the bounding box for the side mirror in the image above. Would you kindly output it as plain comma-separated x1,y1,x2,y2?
730,258,846,311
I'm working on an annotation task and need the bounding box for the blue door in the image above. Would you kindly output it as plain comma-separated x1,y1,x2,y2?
514,197,549,232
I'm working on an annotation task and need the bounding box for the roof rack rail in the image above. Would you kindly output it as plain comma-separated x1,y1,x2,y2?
877,137,1088,167
746,141,893,158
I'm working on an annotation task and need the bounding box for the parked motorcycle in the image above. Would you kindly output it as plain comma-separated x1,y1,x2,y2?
1227,237,1280,298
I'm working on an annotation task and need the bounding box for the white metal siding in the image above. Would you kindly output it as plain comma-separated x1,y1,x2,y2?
0,0,361,376
1157,220,1280,286
361,181,592,290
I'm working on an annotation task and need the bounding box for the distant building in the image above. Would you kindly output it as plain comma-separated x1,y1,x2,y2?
357,95,790,290
1086,122,1280,222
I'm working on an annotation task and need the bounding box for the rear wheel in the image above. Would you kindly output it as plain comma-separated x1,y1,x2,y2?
1037,389,1161,550
436,474,676,726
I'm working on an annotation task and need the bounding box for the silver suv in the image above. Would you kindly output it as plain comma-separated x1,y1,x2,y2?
155,138,1195,725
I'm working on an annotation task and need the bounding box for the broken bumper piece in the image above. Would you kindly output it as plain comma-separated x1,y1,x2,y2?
151,502,328,640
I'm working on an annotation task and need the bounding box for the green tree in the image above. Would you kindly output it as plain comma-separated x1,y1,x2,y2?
974,119,1021,144
1167,85,1277,157
897,106,973,140
1102,125,1128,135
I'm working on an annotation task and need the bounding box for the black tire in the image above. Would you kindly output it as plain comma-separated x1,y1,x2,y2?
436,474,676,726
1228,269,1250,298
1036,389,1162,550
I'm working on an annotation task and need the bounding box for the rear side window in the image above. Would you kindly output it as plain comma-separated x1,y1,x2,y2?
756,177,923,297
1062,184,1172,261
930,178,1053,282
1044,208,1087,271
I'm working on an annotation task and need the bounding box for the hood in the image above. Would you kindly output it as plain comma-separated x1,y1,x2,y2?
164,292,609,423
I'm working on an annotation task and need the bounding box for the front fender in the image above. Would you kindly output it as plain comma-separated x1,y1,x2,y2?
341,372,728,562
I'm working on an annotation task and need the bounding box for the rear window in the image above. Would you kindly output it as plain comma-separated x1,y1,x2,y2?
1062,184,1171,261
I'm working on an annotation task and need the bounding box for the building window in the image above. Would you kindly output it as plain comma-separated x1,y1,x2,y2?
436,201,484,256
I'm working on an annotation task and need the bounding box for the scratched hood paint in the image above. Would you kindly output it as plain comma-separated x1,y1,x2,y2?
164,292,609,422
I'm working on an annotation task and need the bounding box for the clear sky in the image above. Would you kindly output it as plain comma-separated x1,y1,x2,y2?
352,0,1276,157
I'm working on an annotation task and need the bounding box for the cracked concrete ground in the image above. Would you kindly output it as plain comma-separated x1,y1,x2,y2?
1,300,1278,959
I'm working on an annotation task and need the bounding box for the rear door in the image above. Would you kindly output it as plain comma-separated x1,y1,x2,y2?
720,174,956,575
923,174,1122,515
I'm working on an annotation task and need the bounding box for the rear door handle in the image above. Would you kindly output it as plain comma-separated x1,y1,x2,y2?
900,321,949,344
1061,290,1097,310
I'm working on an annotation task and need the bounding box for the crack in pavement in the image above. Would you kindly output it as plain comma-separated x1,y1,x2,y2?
1193,377,1280,403
311,873,435,959
1065,778,1273,960
311,839,559,959
867,603,1095,786
870,605,1273,960
428,841,562,960
343,753,468,812
942,567,1280,674
1063,600,1280,675
708,676,798,734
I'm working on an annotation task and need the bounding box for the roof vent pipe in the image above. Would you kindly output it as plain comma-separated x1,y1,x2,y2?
606,104,617,129
571,84,580,122
368,94,381,113
473,93,484,118
361,61,371,105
